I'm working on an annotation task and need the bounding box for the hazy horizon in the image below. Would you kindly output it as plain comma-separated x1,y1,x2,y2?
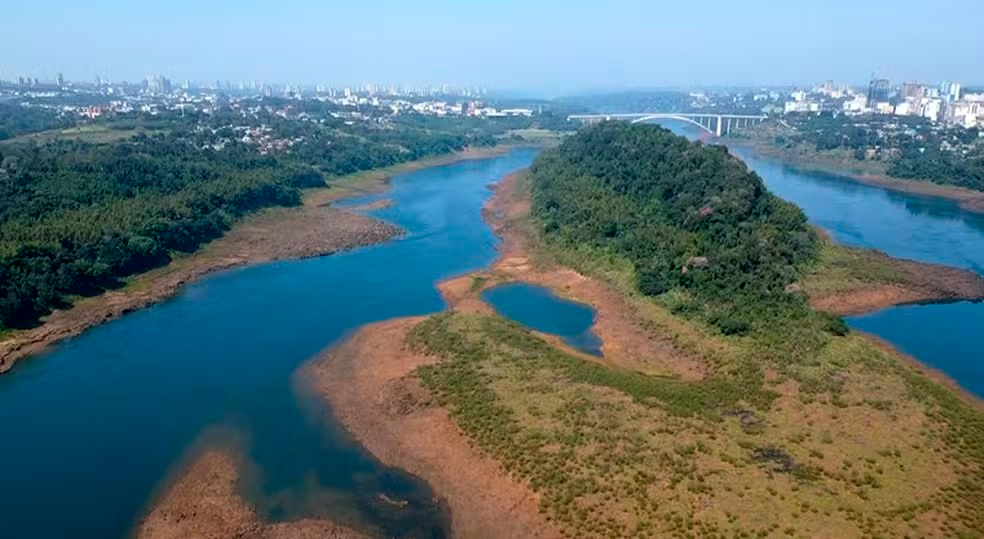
4,0,983,94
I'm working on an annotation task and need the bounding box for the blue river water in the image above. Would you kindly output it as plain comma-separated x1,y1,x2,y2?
482,282,603,356
659,120,984,399
0,149,538,539
732,147,984,398
2,127,984,539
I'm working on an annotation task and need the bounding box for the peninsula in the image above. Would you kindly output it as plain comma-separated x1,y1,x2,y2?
314,123,984,538
0,93,566,373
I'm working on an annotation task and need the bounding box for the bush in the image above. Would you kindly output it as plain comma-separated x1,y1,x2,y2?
820,312,850,336
715,316,751,336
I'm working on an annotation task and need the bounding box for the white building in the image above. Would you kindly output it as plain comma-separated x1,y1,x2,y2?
500,108,534,117
843,95,868,112
948,101,983,128
894,102,914,116
921,98,943,122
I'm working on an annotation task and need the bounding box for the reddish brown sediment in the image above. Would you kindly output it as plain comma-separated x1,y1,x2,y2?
136,450,366,539
806,256,984,316
0,204,399,374
345,198,394,211
473,171,707,380
308,317,563,539
0,147,519,375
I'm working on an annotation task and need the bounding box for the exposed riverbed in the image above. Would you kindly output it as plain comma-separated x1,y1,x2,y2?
3,125,984,539
731,144,984,398
0,150,538,539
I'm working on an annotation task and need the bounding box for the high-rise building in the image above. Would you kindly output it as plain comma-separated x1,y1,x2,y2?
901,81,926,100
940,81,961,102
145,74,172,94
867,78,890,107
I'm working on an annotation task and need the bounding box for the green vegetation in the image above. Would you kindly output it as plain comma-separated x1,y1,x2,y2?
410,122,984,537
889,148,984,191
0,110,524,330
800,239,915,299
0,103,73,140
412,310,984,538
739,113,984,192
0,134,311,329
530,122,820,335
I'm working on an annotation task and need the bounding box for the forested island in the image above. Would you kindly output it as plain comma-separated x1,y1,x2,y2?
531,122,823,336
370,123,984,538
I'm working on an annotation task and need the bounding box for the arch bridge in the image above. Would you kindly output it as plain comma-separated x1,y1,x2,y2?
567,113,767,136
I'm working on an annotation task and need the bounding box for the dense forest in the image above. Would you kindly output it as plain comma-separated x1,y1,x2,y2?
0,111,499,330
0,103,73,140
887,147,984,190
530,122,821,334
771,113,984,191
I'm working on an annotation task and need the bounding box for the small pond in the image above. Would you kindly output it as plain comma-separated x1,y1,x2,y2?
481,282,603,356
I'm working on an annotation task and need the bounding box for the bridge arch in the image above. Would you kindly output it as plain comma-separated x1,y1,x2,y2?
629,114,714,134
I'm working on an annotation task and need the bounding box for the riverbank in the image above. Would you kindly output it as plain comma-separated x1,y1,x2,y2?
137,450,366,539
801,237,984,316
726,137,984,214
314,159,984,537
309,317,562,539
0,147,511,375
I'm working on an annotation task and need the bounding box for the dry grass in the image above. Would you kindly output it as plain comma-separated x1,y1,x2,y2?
407,170,984,538
801,240,984,315
412,311,981,538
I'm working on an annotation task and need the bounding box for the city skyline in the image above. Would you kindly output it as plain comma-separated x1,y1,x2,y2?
3,0,983,95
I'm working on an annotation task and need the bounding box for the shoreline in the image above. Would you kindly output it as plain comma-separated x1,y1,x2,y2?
310,164,984,538
304,169,712,538
136,448,367,539
803,244,984,316
0,146,513,375
308,317,562,539
857,330,984,409
724,138,984,214
311,161,984,537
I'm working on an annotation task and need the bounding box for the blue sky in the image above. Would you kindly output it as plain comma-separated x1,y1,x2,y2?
3,0,982,94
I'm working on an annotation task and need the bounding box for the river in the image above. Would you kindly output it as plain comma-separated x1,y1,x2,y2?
730,147,984,398
2,131,983,539
0,149,538,539
657,121,984,399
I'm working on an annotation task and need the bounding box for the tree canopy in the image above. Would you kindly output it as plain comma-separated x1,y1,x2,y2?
0,110,511,329
530,122,820,334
